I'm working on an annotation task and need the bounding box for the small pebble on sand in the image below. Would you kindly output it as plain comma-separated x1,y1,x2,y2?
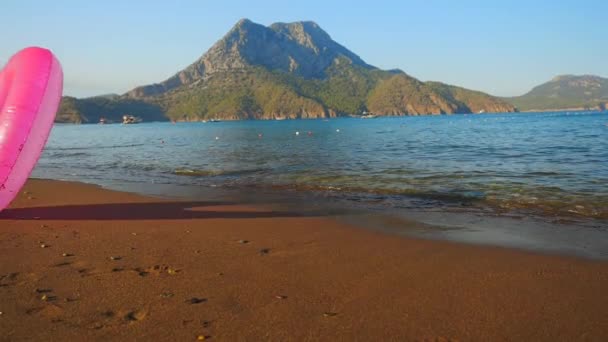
323,312,338,317
197,335,208,341
40,244,48,248
109,256,122,261
237,240,249,244
275,295,287,299
62,253,73,257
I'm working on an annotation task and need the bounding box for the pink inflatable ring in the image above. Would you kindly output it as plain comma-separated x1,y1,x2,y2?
0,47,63,211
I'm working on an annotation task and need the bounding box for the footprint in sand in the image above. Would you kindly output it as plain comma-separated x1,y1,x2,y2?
132,264,180,277
124,310,147,322
25,303,64,320
92,308,148,329
0,272,20,287
77,268,95,277
68,261,100,278
53,261,72,267
35,288,53,294
101,310,115,318
25,288,64,323
40,293,58,302
134,268,150,277
186,297,207,305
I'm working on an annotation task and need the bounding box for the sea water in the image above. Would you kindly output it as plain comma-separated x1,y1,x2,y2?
33,111,608,257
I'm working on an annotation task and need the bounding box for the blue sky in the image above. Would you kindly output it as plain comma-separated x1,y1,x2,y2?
1,0,606,98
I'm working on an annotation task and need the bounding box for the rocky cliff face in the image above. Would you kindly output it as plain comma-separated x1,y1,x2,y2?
58,19,515,123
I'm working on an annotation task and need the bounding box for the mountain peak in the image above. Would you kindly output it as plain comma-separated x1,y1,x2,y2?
229,17,263,33
269,20,323,33
236,18,253,26
551,74,575,82
269,20,332,51
220,19,371,75
551,74,604,82
127,19,373,97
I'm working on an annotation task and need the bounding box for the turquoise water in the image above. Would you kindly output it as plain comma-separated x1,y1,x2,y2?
35,111,608,222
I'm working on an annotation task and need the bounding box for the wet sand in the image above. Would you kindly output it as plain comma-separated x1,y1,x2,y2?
0,179,607,341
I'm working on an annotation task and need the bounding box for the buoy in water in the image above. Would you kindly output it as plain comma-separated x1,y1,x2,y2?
336,129,340,132
295,131,300,136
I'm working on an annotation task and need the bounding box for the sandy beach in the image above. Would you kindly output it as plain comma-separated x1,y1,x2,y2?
0,179,607,341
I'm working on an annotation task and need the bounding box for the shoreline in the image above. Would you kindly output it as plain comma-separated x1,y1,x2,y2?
520,108,606,113
0,179,607,340
53,108,608,125
29,177,608,260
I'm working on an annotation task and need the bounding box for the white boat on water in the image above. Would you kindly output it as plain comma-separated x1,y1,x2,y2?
360,111,377,119
122,115,142,124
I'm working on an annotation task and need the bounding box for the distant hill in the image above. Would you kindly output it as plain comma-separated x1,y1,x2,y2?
56,96,165,124
84,93,121,100
57,19,515,123
506,75,608,111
